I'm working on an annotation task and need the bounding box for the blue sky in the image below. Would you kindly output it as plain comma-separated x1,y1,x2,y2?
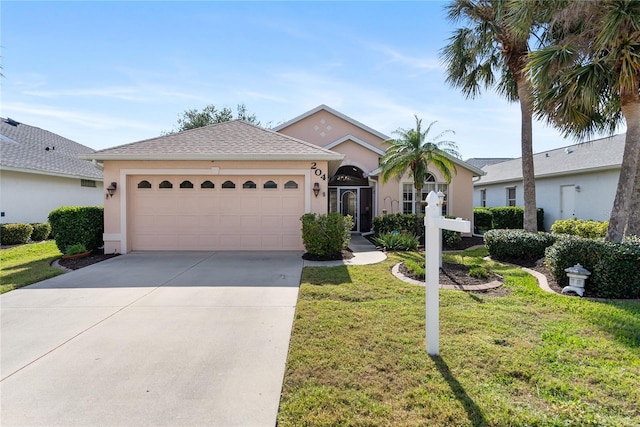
0,1,617,159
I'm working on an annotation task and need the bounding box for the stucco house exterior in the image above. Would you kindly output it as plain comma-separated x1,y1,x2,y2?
86,105,483,254
473,133,625,231
0,117,104,224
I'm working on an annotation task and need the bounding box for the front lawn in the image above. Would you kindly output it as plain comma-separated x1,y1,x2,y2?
0,240,63,294
278,249,640,426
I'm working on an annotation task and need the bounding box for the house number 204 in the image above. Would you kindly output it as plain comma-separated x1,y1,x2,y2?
310,162,326,180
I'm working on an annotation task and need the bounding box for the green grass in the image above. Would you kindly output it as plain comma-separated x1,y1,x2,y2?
278,248,640,426
0,240,63,294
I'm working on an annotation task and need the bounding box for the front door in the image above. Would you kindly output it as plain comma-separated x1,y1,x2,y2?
340,189,358,231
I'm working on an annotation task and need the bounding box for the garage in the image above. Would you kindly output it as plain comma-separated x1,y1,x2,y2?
85,120,343,254
128,174,305,251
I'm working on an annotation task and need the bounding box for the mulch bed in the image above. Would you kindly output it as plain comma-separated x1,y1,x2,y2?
57,250,119,270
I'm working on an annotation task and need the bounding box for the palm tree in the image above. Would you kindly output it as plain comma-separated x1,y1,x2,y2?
525,0,640,241
379,116,460,224
440,0,541,232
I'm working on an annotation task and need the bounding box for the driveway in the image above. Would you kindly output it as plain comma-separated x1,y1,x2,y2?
1,251,303,427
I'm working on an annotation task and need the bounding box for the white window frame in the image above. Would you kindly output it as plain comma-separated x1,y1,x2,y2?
480,189,486,207
506,187,516,206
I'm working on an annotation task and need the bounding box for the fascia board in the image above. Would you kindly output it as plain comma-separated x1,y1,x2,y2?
323,135,386,156
0,165,104,181
79,153,345,162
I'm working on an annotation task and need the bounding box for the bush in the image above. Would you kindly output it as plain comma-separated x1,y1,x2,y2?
301,213,353,258
484,229,556,261
469,265,490,279
0,223,34,245
442,216,462,249
48,206,104,253
65,243,87,256
545,236,640,299
373,232,419,251
30,222,52,241
473,208,493,234
550,218,608,238
474,207,545,231
373,213,423,237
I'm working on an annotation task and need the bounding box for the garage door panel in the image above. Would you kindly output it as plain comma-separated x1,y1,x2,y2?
129,175,304,251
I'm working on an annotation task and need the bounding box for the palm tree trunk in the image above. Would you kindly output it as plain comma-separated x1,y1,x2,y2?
606,101,640,242
517,77,538,233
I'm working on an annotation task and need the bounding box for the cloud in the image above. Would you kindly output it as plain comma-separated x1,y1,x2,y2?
3,102,158,131
362,42,442,73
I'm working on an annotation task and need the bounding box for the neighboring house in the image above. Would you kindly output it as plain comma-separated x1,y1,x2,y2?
85,105,484,254
473,134,625,230
0,118,104,224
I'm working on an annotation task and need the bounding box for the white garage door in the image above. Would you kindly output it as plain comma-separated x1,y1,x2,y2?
128,175,305,251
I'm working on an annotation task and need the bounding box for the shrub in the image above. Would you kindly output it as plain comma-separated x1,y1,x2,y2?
0,223,34,245
30,222,52,241
550,218,608,238
65,243,87,256
373,232,419,251
301,213,353,257
442,215,462,249
484,229,556,261
48,206,104,253
474,207,545,231
404,259,425,279
545,236,640,299
373,213,422,237
473,208,493,234
469,265,490,279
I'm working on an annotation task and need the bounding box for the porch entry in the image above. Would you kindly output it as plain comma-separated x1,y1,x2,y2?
328,165,373,233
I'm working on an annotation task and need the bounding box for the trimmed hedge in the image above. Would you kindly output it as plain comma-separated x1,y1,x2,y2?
545,236,640,299
30,222,52,241
0,223,34,245
301,213,353,257
373,213,462,249
48,206,104,253
550,218,608,238
484,229,556,262
473,207,545,231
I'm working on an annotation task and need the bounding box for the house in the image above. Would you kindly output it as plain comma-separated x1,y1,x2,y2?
85,105,483,254
473,133,625,230
0,118,104,224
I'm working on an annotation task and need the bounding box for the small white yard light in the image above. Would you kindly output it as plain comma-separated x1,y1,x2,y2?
437,191,445,207
562,263,591,297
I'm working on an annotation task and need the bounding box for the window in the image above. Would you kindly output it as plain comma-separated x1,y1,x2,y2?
180,180,194,189
243,180,257,189
263,180,277,189
222,180,235,189
81,179,96,188
480,189,487,207
137,180,152,189
201,180,214,189
506,187,516,206
159,180,173,189
284,180,298,189
402,174,449,214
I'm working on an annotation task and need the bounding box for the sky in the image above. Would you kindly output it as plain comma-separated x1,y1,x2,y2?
0,1,622,160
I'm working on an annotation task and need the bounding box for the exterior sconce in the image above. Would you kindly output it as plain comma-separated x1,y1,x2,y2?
106,182,117,199
437,191,445,207
313,182,320,198
575,185,581,192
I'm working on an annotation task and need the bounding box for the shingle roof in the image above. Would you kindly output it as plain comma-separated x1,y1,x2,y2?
465,158,513,169
0,118,103,180
83,120,344,161
475,134,625,185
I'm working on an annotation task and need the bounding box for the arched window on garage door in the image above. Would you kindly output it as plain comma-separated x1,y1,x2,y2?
222,180,236,189
180,180,194,189
264,180,277,189
284,180,298,189
243,180,257,189
201,180,215,189
137,180,152,189
159,180,173,189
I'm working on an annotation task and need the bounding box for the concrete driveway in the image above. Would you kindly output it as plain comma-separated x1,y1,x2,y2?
1,251,303,427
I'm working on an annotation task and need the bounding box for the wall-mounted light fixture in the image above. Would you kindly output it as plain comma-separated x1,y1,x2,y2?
106,182,117,199
437,191,445,207
313,182,320,198
575,185,581,192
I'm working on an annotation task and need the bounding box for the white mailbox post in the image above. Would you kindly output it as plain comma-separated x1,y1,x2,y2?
424,191,471,355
